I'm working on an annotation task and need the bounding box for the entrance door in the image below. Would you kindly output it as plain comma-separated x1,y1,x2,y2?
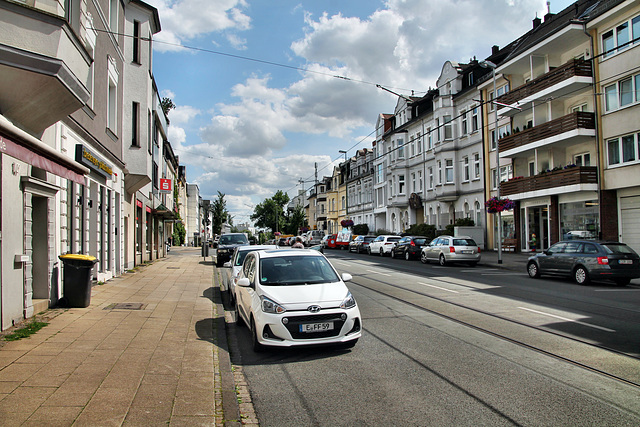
524,206,549,252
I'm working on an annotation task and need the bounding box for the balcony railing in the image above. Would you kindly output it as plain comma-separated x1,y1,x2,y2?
497,59,592,107
501,166,597,196
499,112,595,153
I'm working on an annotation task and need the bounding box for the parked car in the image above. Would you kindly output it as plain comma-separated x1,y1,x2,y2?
368,235,401,256
421,236,481,266
234,249,362,351
353,235,376,254
526,240,640,286
391,236,429,260
349,235,365,252
214,233,250,267
304,230,325,246
221,244,279,303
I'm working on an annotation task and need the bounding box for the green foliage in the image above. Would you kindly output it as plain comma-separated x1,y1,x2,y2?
406,223,437,239
284,204,306,235
353,223,369,235
251,190,290,233
444,218,476,236
160,97,176,116
172,212,186,245
4,321,48,341
375,229,392,236
210,191,230,236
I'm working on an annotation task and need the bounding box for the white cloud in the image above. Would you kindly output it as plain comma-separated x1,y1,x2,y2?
168,105,201,125
147,0,251,51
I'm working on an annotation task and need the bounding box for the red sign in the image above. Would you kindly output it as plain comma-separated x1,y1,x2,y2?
159,178,172,193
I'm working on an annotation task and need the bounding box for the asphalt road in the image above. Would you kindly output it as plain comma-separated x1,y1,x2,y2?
224,249,640,426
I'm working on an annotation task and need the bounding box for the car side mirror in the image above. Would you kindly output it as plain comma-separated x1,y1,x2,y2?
223,261,232,268
341,273,353,282
237,278,251,287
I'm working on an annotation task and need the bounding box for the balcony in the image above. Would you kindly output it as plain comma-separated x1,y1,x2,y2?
501,166,597,199
499,112,595,158
496,59,592,117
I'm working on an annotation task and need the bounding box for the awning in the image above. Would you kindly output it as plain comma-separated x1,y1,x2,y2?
0,114,88,185
152,203,177,221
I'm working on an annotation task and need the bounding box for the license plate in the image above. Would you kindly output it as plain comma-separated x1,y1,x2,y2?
619,259,633,265
462,250,473,254
300,322,334,333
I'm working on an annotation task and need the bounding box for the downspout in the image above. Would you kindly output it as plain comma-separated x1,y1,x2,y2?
582,20,603,239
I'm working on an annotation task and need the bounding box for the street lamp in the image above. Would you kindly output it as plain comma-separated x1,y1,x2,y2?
480,60,503,264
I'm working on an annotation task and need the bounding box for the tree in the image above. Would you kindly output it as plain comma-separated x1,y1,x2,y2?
210,191,229,235
251,190,290,233
284,204,306,235
353,223,369,235
160,97,175,116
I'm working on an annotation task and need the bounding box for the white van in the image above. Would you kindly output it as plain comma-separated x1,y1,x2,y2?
304,230,325,246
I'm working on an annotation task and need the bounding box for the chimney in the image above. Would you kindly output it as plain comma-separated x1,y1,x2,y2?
533,16,541,29
544,13,554,22
492,45,499,55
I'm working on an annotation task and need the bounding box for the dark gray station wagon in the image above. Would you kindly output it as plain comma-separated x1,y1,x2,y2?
527,240,640,286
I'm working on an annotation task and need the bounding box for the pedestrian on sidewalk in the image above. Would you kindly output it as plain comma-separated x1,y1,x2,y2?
530,233,537,252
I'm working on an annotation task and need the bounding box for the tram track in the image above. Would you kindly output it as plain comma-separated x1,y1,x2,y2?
347,271,640,390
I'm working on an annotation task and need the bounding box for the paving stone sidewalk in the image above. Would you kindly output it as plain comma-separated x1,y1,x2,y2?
0,246,250,426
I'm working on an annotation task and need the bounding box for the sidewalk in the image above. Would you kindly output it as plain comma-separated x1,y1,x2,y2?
0,246,251,426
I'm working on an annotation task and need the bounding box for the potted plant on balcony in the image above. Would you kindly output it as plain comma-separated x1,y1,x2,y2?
485,197,516,214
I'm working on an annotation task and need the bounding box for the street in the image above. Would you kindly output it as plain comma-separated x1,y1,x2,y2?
222,249,640,426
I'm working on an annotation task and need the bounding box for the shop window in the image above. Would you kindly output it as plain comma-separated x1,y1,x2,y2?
560,201,599,240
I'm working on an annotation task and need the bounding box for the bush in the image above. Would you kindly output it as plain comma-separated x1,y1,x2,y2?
444,218,476,236
406,223,437,239
353,224,369,235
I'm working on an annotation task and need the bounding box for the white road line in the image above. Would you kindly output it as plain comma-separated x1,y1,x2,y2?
335,262,351,267
481,272,527,275
366,269,392,277
418,282,459,293
594,288,640,292
518,307,616,332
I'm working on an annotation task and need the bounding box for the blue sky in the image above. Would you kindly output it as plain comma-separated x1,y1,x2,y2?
146,0,575,225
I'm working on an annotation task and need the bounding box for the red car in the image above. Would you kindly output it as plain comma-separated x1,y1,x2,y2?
322,234,337,249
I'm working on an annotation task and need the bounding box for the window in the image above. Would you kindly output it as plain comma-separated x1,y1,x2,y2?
574,152,591,166
445,159,454,183
410,137,415,157
437,161,442,185
529,161,535,176
428,167,433,189
463,157,470,182
491,165,513,189
342,196,346,209
602,14,640,58
604,73,640,112
107,66,118,132
377,164,384,184
109,0,118,33
436,118,440,142
473,153,481,179
418,170,423,191
133,20,141,63
417,136,422,154
427,128,433,150
398,175,405,194
571,103,588,112
461,111,467,135
443,115,452,140
471,108,479,132
397,138,404,158
411,173,416,192
131,102,140,146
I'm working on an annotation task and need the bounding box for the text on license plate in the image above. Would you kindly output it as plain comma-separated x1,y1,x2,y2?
619,259,633,264
462,250,473,254
300,322,334,332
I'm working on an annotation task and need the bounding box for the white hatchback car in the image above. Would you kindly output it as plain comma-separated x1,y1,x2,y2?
368,235,401,256
235,249,362,351
222,244,279,302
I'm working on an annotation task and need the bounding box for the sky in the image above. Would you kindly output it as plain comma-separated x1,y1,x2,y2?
146,0,576,226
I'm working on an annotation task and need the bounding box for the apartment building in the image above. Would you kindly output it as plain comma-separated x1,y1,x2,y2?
345,149,375,231
587,0,640,252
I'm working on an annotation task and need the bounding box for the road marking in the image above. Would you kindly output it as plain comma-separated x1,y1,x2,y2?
366,269,392,277
518,307,616,332
481,272,527,275
593,288,640,292
418,282,459,293
335,262,351,267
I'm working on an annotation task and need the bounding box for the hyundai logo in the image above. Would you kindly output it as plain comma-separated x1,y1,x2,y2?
307,305,321,313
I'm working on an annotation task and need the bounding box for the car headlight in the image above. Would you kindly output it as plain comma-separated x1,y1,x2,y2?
260,296,286,314
340,292,357,309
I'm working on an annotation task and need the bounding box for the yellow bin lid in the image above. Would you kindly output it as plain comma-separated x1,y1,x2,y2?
59,254,97,261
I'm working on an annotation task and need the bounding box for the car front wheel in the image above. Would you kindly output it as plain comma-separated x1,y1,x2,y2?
251,319,265,353
380,248,384,256
574,266,590,285
527,262,540,278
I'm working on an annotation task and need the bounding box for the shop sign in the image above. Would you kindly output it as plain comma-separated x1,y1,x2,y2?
75,144,113,179
159,178,172,193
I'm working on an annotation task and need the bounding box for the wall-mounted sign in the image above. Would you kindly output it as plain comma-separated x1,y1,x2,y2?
159,178,172,193
75,144,113,179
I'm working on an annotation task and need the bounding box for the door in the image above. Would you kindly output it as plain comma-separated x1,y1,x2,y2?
525,206,549,252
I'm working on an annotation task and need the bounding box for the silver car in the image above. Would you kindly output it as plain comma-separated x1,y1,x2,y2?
222,244,279,302
420,235,481,266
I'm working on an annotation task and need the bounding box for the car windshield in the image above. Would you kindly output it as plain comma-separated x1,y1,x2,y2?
220,235,248,245
259,255,340,286
453,238,477,246
602,244,638,255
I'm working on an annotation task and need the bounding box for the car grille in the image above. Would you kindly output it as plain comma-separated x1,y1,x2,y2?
283,313,346,339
